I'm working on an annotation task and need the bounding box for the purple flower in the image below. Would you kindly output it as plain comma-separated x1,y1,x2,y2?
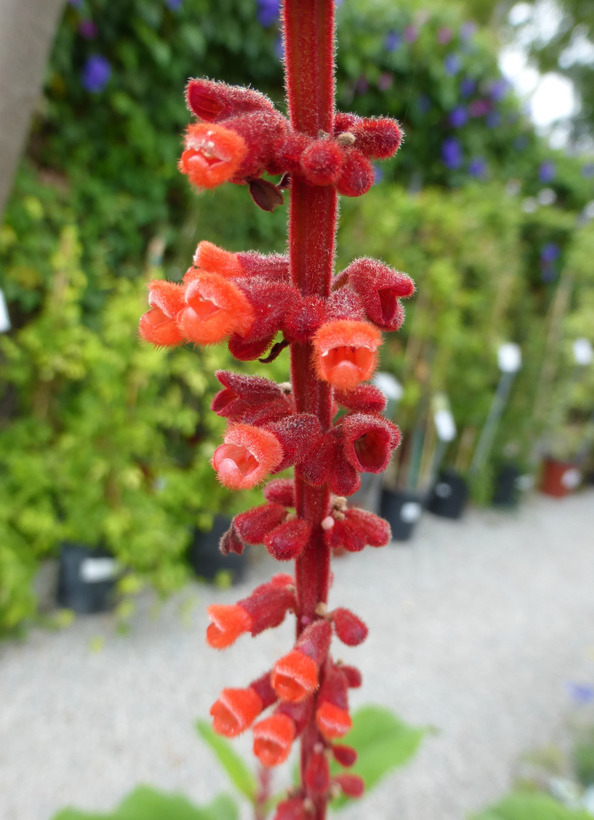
377,72,393,91
540,243,561,264
486,111,501,128
442,137,462,170
460,21,476,40
489,78,509,101
539,161,556,183
373,165,384,185
256,0,280,26
449,106,468,128
81,55,111,93
385,31,401,52
469,99,491,117
354,76,369,95
582,163,594,178
438,27,453,45
404,25,418,43
468,157,486,178
567,683,594,704
460,77,476,97
444,53,461,75
165,0,184,8
417,95,431,113
78,19,98,39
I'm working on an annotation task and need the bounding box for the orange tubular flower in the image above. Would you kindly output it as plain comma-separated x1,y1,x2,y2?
252,713,296,768
315,701,353,739
179,122,247,189
206,603,253,649
271,649,319,702
139,280,186,347
210,687,263,737
313,320,382,390
177,272,255,345
212,424,284,490
193,240,244,278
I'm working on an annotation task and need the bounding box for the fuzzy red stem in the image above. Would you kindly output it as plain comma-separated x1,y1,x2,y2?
283,1,337,817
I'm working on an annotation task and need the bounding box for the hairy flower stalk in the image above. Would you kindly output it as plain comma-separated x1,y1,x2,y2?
139,0,412,816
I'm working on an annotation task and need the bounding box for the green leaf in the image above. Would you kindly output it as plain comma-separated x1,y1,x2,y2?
195,719,257,802
53,786,238,820
470,792,594,820
331,706,426,810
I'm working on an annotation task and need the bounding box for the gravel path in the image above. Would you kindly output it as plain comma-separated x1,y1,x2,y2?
1,490,593,820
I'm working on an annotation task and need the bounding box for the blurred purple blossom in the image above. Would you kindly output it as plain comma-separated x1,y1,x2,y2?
540,243,561,264
354,76,369,95
567,683,594,704
256,0,280,26
460,21,477,40
78,19,98,39
373,165,384,185
438,27,453,45
581,163,594,178
486,111,501,128
469,99,491,117
442,137,462,169
165,0,184,9
81,55,111,93
468,157,486,178
449,106,468,128
460,77,476,97
377,72,393,91
417,95,431,113
444,53,461,75
539,161,556,183
404,25,418,43
514,135,529,151
385,31,401,52
489,78,509,101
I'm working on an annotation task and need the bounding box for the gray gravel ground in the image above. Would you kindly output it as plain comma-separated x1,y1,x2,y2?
1,489,594,820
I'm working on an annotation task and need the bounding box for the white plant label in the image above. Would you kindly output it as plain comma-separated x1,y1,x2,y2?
0,289,11,333
400,502,422,524
573,338,593,366
498,342,522,373
561,468,581,490
80,558,118,583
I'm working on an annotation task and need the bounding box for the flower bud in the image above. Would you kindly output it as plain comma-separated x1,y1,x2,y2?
179,273,255,345
186,78,276,122
334,774,365,798
331,607,368,647
211,371,291,425
179,122,247,189
193,241,244,278
334,384,387,414
340,665,362,688
264,519,311,561
336,149,375,197
219,523,246,556
305,749,331,795
206,604,253,649
345,508,391,547
234,503,287,545
212,424,283,490
253,713,296,767
300,139,344,186
324,516,366,553
273,797,308,820
313,320,382,390
351,117,403,159
210,686,263,737
263,479,295,508
332,744,358,767
228,331,277,361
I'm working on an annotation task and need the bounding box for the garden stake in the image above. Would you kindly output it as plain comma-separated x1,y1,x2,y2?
139,1,414,816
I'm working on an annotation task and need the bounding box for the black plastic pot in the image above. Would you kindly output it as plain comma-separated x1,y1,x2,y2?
427,469,468,520
57,543,118,614
379,488,423,542
188,515,246,584
492,463,521,508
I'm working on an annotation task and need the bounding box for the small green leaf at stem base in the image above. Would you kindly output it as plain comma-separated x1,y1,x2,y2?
52,786,238,820
330,705,426,810
195,718,258,802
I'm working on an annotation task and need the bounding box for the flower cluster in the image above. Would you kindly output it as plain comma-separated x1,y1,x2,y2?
140,76,412,816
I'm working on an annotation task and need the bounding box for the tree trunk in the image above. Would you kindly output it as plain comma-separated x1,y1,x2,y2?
0,0,65,219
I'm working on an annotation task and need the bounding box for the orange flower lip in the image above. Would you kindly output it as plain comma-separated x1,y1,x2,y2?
179,123,247,189
211,424,284,490
178,272,254,345
313,320,382,390
271,649,319,702
210,687,263,737
252,713,296,768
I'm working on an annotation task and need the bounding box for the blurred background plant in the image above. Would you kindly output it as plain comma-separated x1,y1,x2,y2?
1,0,593,633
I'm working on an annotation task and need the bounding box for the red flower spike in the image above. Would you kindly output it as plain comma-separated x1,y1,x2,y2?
253,713,296,768
193,241,244,278
179,123,248,189
331,607,369,647
234,503,287,545
273,797,308,820
325,516,366,553
341,413,400,474
238,578,296,636
332,744,358,768
186,78,276,122
212,424,283,490
345,508,391,547
345,257,414,330
351,117,403,160
283,296,327,343
296,619,333,663
264,519,311,561
139,308,184,347
266,414,323,472
326,287,365,322
228,331,276,362
263,478,295,508
237,251,290,282
206,604,253,649
179,273,255,345
219,524,246,556
336,149,375,197
210,686,263,737
334,774,365,799
316,702,352,740
334,384,387,414
313,320,382,390
340,665,363,688
305,749,331,795
300,139,344,186
271,649,320,703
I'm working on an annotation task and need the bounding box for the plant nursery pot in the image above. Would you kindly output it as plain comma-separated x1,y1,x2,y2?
188,514,246,584
492,463,521,508
427,469,468,520
379,487,423,542
57,543,118,614
540,457,582,498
